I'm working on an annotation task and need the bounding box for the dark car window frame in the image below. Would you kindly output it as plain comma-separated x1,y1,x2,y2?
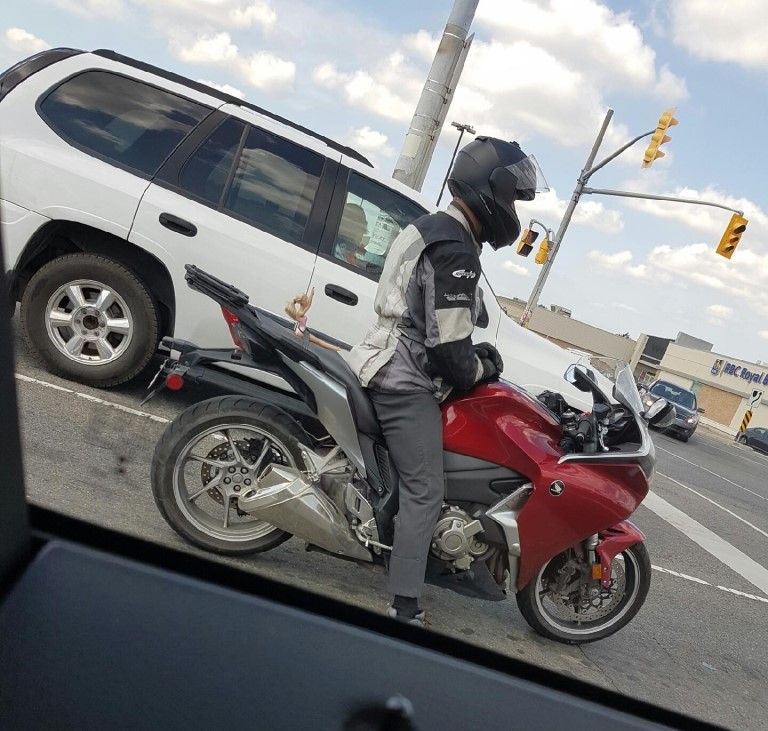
36,69,215,182
155,116,337,255
317,167,428,282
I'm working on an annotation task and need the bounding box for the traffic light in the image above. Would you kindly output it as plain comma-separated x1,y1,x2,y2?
534,238,550,265
716,213,748,259
517,228,538,257
642,109,678,168
516,227,539,257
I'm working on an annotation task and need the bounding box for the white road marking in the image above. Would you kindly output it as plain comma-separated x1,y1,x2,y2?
656,444,768,502
15,373,170,424
657,472,768,540
644,490,768,597
652,565,768,604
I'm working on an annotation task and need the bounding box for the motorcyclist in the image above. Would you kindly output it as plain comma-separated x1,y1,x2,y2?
344,137,541,624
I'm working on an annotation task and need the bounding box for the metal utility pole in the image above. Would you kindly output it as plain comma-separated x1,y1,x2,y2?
436,121,475,206
393,0,478,192
519,108,745,327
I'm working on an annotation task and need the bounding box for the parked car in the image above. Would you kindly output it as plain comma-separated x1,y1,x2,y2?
641,380,701,441
1,47,588,406
735,427,768,454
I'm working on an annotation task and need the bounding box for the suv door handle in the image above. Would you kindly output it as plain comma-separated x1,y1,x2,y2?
159,213,197,237
324,284,358,306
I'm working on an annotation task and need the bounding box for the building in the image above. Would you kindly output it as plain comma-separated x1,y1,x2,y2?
497,296,637,363
633,332,714,386
654,344,768,434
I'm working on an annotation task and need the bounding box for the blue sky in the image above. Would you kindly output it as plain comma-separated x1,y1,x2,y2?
3,0,767,362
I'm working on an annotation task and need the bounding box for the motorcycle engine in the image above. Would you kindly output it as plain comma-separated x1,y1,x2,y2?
430,506,489,571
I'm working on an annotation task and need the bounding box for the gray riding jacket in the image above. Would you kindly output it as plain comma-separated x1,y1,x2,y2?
344,203,488,401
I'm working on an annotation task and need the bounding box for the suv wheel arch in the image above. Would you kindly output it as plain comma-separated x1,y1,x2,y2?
11,220,176,336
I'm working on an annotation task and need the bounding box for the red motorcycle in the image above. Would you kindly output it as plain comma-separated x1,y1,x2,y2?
150,266,674,643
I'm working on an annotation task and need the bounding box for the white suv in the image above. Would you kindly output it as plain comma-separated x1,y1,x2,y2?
1,48,582,403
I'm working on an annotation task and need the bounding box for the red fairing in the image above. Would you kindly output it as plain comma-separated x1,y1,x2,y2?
442,382,650,589
597,521,646,587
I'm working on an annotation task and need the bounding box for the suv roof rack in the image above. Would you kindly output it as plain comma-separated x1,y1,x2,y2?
92,49,373,168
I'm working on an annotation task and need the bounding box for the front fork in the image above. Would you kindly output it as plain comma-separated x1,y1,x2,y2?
592,521,646,588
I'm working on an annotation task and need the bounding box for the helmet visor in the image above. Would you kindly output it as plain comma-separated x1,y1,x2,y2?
491,154,549,203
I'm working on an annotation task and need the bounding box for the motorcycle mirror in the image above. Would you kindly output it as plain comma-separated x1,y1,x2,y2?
565,364,599,393
645,398,675,428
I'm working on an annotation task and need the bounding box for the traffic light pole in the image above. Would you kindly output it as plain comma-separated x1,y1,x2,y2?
519,111,746,327
520,109,614,327
580,187,743,216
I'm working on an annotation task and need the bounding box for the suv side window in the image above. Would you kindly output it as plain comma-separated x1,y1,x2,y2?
177,117,245,206
224,125,324,245
39,70,209,177
332,172,426,279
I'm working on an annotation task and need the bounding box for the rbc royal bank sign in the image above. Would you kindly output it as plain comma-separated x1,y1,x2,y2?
711,358,768,386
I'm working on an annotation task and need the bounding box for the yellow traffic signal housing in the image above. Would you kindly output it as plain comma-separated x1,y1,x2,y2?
716,213,748,259
534,238,550,265
516,228,539,257
642,109,678,168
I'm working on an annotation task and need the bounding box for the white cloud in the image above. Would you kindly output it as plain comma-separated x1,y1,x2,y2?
197,79,245,99
588,249,648,277
476,0,687,98
51,0,126,20
178,33,238,65
591,241,768,321
135,0,276,31
346,126,394,162
241,51,295,90
503,261,530,276
707,303,734,325
671,1,768,69
519,188,624,234
707,304,733,319
4,27,49,54
172,32,294,91
313,55,420,122
760,331,768,341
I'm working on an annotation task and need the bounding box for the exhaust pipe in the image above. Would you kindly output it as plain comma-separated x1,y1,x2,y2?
237,466,372,562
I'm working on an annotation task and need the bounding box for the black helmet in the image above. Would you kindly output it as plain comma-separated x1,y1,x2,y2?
447,137,543,250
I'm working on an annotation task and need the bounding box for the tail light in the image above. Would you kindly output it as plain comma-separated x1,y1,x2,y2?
220,306,244,349
165,372,185,391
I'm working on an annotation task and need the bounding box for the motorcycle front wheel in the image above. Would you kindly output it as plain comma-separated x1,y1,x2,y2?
516,543,651,644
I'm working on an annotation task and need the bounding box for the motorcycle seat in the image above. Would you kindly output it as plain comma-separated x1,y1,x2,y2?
313,348,382,439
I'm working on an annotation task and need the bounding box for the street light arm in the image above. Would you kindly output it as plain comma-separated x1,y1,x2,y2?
581,187,744,216
582,130,655,182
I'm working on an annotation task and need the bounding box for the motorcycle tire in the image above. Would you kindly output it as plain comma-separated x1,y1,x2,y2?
515,542,651,644
151,395,307,555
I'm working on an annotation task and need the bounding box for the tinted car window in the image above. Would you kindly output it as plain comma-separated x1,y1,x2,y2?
178,117,245,205
224,125,324,244
39,71,209,176
332,172,426,278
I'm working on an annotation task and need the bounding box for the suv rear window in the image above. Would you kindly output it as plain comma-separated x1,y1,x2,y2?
39,70,210,177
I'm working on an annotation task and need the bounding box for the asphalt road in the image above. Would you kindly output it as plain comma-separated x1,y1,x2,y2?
10,322,768,730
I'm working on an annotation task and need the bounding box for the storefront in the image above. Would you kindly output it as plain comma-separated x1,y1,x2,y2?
656,343,768,434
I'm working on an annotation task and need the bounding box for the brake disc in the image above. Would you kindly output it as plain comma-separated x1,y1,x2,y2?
199,437,283,512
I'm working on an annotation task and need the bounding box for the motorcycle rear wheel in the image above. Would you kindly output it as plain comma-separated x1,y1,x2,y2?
151,396,307,555
516,543,651,644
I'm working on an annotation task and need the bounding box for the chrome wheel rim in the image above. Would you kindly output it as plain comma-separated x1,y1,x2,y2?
45,280,133,366
533,549,641,637
172,424,293,543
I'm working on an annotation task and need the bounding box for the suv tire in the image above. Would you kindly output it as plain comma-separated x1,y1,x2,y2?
21,253,159,387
